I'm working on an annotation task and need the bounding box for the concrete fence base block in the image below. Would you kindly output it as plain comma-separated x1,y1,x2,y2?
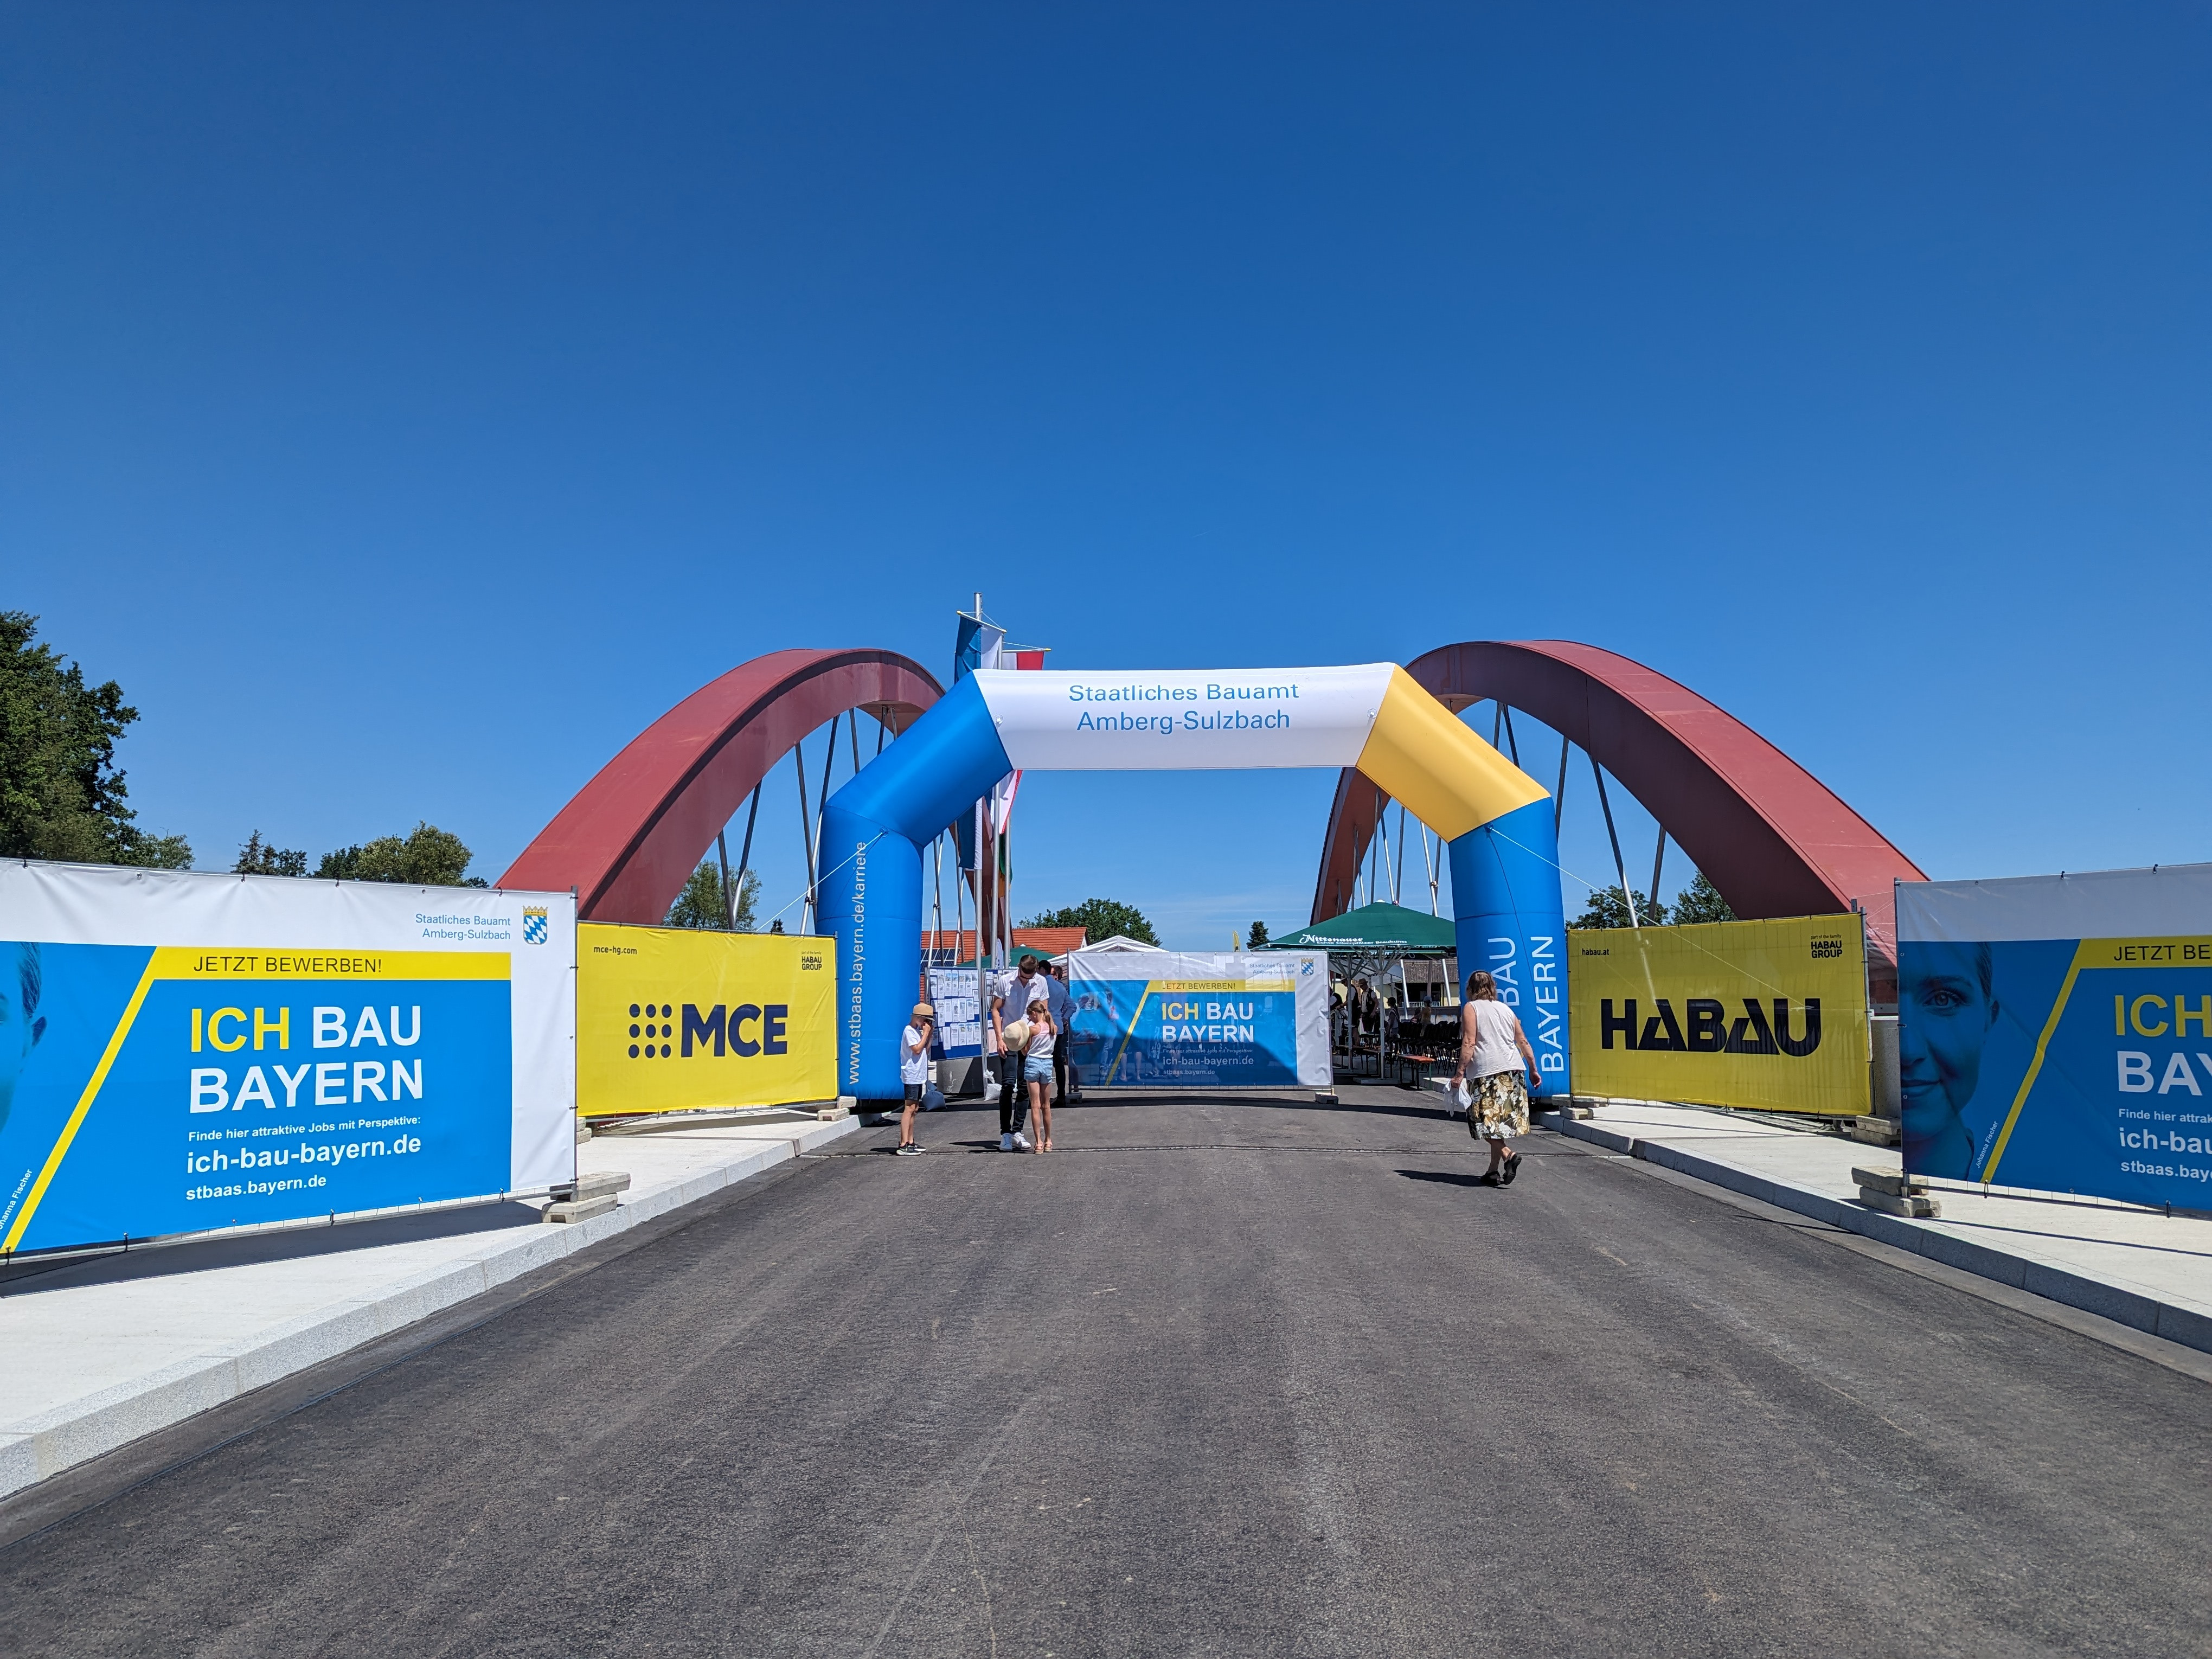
548,1170,631,1205
543,1194,620,1225
1857,1189,1941,1219
1851,1167,1928,1199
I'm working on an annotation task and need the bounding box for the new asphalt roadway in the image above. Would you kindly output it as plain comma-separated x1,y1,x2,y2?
4,1090,2208,1656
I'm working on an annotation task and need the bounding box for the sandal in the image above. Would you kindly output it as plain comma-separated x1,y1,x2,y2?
1478,1169,1503,1187
1500,1150,1522,1186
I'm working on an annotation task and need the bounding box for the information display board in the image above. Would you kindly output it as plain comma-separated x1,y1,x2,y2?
1568,913,1870,1117
577,924,835,1117
1065,950,1329,1088
1898,864,2212,1206
925,968,983,1060
0,861,575,1255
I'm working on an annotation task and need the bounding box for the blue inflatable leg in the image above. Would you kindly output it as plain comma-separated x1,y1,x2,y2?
1448,798,1571,1097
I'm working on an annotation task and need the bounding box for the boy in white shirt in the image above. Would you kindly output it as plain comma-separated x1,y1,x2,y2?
897,1003,934,1155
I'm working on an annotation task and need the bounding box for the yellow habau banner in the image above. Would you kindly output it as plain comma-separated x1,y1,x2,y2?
1569,912,1870,1116
578,925,836,1118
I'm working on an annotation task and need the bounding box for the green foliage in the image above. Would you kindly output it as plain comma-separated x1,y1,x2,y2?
1668,872,1737,925
317,822,478,887
1247,920,1271,950
315,845,362,880
1572,872,1740,928
1571,885,1659,930
125,833,195,869
665,863,760,931
235,831,308,878
1023,898,1159,946
0,610,192,868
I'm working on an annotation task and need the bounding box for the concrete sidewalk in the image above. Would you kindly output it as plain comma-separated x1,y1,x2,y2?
0,1112,861,1500
1530,1096,2212,1355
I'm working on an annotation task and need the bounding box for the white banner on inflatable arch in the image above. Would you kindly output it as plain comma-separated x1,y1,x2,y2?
0,862,575,1254
1065,949,1331,1088
974,666,1394,771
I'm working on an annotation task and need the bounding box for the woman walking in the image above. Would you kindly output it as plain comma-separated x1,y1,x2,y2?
1450,970,1541,1186
1022,996,1057,1151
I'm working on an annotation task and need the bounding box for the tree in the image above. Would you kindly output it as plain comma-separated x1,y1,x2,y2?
234,831,307,878
0,610,192,868
1247,920,1271,950
316,822,482,887
665,863,760,931
1023,898,1159,946
1668,871,1736,925
1571,885,1657,930
315,845,363,880
1572,872,1739,928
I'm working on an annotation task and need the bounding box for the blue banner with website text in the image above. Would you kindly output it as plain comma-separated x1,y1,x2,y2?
0,941,514,1252
1064,950,1330,1088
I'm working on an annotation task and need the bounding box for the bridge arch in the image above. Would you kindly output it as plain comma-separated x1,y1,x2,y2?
1312,640,1924,990
499,648,942,924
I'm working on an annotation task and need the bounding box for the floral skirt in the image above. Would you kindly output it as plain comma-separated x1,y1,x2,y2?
1465,1070,1529,1142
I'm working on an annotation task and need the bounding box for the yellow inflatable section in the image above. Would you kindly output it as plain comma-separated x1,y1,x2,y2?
1353,665,1549,837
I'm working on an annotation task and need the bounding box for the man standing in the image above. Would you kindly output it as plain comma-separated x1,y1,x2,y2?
1044,962,1076,1105
992,953,1047,1147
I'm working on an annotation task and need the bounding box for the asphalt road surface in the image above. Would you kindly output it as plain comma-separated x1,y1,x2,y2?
5,1091,2209,1657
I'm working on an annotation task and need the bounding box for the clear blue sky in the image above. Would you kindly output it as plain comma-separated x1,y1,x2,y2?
5,4,2207,947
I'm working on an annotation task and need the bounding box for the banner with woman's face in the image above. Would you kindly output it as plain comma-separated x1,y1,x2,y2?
1899,866,2212,1203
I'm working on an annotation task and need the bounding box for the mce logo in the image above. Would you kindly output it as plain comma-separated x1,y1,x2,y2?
624,1001,790,1060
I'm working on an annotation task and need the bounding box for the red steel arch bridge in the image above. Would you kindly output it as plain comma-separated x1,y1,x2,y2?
499,640,1922,998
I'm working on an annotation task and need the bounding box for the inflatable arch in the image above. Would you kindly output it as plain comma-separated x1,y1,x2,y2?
818,663,1570,1102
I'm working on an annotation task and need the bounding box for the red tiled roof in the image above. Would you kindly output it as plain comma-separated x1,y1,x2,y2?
922,927,1087,958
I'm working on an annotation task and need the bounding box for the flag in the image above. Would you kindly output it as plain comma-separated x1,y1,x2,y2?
952,605,1046,958
954,614,1006,681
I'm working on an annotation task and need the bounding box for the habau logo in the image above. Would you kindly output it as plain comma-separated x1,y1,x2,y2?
623,1001,790,1060
1599,997,1822,1056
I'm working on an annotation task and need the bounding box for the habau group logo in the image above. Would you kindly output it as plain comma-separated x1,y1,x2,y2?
623,1000,791,1060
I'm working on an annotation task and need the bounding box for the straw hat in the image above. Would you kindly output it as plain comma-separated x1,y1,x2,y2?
913,1002,935,1020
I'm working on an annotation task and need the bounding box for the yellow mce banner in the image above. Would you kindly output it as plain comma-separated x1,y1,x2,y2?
1568,913,1870,1117
577,924,836,1118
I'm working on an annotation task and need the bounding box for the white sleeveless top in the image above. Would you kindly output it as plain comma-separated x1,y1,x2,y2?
1465,1000,1524,1078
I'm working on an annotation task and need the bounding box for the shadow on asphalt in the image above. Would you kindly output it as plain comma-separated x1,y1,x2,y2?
1395,1167,1496,1190
951,1088,1464,1126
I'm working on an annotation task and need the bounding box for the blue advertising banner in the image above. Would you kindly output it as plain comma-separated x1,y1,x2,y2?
0,863,575,1254
1065,950,1330,1088
1897,865,2212,1207
1,946,510,1252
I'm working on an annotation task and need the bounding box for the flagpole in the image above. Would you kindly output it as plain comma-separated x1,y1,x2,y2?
971,593,990,1098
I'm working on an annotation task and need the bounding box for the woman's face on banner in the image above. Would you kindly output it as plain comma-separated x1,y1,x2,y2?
1899,944,1998,1138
